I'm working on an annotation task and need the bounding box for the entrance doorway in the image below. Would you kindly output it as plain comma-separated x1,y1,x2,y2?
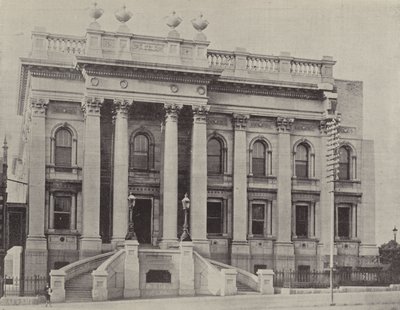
133,199,152,244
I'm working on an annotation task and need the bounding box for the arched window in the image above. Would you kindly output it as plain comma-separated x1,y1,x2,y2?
339,146,350,180
55,128,72,167
295,143,309,178
131,134,149,170
207,138,223,174
252,141,266,176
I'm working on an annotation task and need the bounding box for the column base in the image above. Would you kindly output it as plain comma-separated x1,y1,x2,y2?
79,237,102,259
111,237,126,250
159,238,179,250
25,236,48,277
231,241,250,271
192,239,210,257
273,242,294,271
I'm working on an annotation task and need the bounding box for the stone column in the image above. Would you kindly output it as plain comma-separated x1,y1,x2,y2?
49,192,54,229
160,103,181,248
80,96,103,258
231,114,250,271
190,105,210,256
25,97,48,277
111,98,131,248
274,117,295,270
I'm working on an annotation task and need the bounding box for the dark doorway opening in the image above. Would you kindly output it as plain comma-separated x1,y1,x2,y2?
134,199,152,244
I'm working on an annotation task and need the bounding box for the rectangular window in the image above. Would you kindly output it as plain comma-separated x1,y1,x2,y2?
251,203,265,235
54,196,71,230
339,162,350,180
295,162,308,178
337,206,351,238
207,201,223,234
296,205,308,238
297,265,311,282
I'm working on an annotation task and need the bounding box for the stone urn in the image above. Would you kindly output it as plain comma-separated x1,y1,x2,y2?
191,14,209,32
115,5,133,23
166,11,182,29
89,2,104,21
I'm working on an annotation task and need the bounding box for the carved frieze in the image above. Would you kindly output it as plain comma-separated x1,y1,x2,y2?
50,103,80,115
207,116,228,127
338,126,356,134
131,42,165,53
293,121,317,132
249,119,274,129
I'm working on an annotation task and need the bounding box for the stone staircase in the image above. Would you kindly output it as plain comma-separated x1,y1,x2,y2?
236,281,258,294
65,272,93,302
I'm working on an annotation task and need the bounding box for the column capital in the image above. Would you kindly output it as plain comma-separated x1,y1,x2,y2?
276,116,294,132
164,103,182,122
232,113,249,130
30,97,49,116
82,96,104,117
192,105,210,124
113,98,133,118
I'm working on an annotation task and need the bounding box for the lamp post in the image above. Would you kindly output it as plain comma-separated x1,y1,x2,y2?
125,192,137,240
180,193,191,242
393,226,398,242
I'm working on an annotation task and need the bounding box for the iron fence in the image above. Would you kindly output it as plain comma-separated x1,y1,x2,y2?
274,269,400,289
0,276,47,297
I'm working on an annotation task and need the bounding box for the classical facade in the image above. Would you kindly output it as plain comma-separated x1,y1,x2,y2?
14,8,378,278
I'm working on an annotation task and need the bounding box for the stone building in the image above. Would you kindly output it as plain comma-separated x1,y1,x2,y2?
13,8,378,278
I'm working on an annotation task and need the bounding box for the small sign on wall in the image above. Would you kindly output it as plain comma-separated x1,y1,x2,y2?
146,270,171,283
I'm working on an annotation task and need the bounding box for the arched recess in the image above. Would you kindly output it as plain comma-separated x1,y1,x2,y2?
50,122,78,167
338,141,357,180
248,136,272,176
292,138,315,178
129,127,155,171
207,132,228,174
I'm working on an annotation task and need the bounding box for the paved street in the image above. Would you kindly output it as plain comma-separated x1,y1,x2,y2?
1,291,400,310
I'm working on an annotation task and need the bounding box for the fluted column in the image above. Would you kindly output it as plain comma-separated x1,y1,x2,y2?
160,103,181,248
80,96,103,258
25,97,48,277
231,114,250,271
111,98,132,248
273,116,295,270
190,105,210,256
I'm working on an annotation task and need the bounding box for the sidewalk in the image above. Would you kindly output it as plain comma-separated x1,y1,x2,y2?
1,291,400,310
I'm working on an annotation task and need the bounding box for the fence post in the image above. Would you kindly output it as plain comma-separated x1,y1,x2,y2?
257,269,274,294
49,270,66,302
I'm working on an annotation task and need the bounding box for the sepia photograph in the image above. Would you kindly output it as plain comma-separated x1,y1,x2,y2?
0,0,399,309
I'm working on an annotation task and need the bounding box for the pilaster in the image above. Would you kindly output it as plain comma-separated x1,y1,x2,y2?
80,96,103,258
25,97,48,278
231,114,250,270
274,116,294,270
111,98,132,248
160,103,182,249
190,105,210,257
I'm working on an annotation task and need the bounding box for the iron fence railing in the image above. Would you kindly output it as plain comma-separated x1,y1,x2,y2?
274,269,400,289
0,276,47,297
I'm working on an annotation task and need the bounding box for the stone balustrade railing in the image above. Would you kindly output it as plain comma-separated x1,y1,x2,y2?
291,59,321,76
247,54,279,72
47,34,86,55
30,29,335,83
207,50,236,69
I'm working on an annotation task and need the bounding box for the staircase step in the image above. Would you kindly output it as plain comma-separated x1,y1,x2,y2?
65,289,92,302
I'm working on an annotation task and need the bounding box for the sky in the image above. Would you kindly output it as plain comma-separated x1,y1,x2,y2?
0,0,399,245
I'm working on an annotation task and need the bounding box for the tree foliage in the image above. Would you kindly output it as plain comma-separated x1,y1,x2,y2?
379,240,400,272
